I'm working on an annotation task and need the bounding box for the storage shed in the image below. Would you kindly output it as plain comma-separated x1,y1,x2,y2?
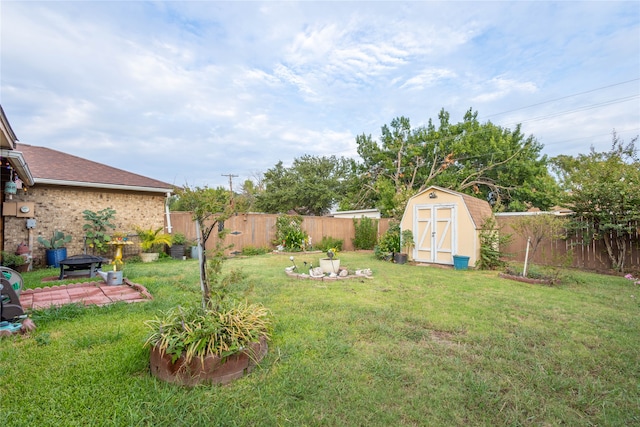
400,186,493,267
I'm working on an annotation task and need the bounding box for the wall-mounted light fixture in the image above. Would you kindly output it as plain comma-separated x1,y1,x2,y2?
429,192,437,199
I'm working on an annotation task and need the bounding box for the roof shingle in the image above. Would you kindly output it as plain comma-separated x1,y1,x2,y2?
17,144,173,191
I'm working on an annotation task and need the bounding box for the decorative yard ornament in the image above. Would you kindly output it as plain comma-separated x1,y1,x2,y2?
4,177,17,196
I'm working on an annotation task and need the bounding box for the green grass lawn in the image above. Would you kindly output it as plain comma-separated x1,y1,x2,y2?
1,252,638,426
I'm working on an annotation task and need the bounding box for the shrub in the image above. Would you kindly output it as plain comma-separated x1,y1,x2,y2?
477,216,511,270
317,236,343,252
352,217,378,250
0,250,25,269
241,246,270,256
171,233,187,245
274,214,308,251
144,301,271,364
375,222,400,260
82,208,116,254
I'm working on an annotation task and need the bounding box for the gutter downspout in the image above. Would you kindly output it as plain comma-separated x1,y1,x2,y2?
165,192,173,234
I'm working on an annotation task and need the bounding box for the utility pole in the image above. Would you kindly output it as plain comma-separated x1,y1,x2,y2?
221,173,239,206
221,173,239,193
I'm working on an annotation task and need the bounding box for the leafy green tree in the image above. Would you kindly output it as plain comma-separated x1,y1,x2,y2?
173,185,234,307
235,178,262,213
552,131,640,272
354,109,558,217
256,155,353,216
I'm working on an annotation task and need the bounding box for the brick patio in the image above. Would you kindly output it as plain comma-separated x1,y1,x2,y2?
19,279,153,310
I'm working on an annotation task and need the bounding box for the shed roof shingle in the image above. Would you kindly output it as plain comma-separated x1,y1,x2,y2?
17,144,173,192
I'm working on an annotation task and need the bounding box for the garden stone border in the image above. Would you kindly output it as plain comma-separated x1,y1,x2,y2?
149,335,268,386
285,268,374,281
498,272,556,286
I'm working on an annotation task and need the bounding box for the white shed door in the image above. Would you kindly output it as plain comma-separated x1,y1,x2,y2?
414,204,456,264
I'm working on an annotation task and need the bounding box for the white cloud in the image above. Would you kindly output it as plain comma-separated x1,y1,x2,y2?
1,1,638,188
400,68,458,90
471,77,538,103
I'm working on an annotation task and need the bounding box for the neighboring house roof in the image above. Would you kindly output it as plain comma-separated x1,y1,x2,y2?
17,143,173,193
330,208,381,219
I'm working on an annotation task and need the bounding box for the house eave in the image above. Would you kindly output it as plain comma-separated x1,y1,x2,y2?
34,178,173,194
0,149,35,186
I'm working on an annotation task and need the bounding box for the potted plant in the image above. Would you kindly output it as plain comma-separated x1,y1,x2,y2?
0,250,27,272
169,233,187,260
145,299,271,386
37,230,72,267
395,229,414,264
134,226,172,263
319,247,341,274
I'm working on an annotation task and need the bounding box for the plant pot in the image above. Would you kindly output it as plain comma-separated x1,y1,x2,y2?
319,258,340,274
453,255,470,270
149,335,268,386
140,253,159,263
45,248,67,268
190,246,199,259
394,252,408,264
15,263,29,273
169,244,185,260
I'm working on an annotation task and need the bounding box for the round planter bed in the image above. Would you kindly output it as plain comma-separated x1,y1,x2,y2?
149,335,268,386
498,272,557,286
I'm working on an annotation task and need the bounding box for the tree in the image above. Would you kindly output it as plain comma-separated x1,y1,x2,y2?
256,155,353,216
354,109,559,217
509,213,567,271
173,185,234,307
235,178,262,213
552,131,640,272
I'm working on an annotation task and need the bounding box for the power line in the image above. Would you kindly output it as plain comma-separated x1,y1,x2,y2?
481,78,640,119
502,94,639,127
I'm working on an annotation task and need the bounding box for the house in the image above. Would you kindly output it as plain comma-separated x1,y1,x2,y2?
400,186,493,267
0,105,174,267
1,106,35,258
329,209,381,219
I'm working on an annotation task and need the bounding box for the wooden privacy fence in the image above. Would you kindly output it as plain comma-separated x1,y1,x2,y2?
167,212,391,255
496,215,640,272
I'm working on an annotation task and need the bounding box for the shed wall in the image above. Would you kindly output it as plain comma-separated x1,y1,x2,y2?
401,189,481,266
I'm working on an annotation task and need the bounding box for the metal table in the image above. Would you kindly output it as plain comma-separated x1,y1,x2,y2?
58,254,108,280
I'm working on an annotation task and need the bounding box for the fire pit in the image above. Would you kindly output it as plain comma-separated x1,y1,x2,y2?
58,254,108,280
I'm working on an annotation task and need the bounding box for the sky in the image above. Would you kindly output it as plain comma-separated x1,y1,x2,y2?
1,1,639,189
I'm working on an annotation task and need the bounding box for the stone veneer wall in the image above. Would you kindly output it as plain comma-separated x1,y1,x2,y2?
3,185,167,267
